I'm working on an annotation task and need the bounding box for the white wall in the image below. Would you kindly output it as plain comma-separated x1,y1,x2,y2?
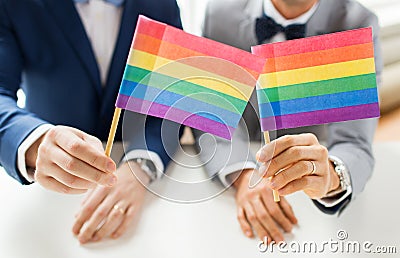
358,0,400,30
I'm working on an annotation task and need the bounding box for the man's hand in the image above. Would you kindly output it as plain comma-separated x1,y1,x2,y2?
27,126,117,194
257,134,340,199
72,161,149,244
233,169,298,243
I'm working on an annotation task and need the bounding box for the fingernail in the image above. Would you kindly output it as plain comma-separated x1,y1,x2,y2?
111,233,119,239
256,150,263,161
107,161,116,173
92,236,99,242
108,176,117,186
245,231,252,237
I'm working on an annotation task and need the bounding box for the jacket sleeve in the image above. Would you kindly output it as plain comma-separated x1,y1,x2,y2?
327,12,383,200
0,1,48,184
314,10,383,215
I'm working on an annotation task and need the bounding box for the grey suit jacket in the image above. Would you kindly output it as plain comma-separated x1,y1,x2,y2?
193,0,383,203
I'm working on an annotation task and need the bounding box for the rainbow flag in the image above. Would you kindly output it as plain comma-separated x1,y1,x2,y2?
252,27,380,131
116,15,266,139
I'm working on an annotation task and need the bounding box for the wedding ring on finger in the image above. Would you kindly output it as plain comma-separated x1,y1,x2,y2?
113,204,125,215
309,161,316,175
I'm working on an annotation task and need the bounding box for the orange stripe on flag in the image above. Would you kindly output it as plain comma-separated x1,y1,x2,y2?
265,43,374,73
133,33,260,85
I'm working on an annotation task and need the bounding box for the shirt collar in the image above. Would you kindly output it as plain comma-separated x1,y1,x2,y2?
263,0,319,27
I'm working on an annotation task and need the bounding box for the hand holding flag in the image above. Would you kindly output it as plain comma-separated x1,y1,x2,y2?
252,27,380,201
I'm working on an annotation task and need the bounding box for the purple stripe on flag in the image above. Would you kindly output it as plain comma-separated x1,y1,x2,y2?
260,103,380,131
116,94,235,139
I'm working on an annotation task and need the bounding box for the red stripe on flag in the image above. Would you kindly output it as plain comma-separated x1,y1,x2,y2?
163,26,266,74
252,27,373,58
135,15,167,40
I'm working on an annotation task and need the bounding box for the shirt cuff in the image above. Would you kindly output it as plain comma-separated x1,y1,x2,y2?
217,161,257,187
122,150,164,180
316,187,352,208
17,124,54,183
315,156,353,208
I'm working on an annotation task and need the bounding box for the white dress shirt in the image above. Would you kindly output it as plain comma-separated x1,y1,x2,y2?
17,0,163,182
77,0,122,85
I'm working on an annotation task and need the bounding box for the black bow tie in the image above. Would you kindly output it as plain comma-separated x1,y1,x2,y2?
255,15,306,44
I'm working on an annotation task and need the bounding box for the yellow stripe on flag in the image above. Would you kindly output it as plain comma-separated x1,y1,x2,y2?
128,50,253,100
259,58,376,89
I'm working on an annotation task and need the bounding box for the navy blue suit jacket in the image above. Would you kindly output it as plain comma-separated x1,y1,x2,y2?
0,0,182,184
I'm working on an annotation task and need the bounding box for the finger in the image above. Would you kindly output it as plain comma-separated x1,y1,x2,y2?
77,195,116,244
72,187,108,235
35,174,87,195
270,161,314,191
256,133,318,162
44,162,96,190
252,199,284,242
279,197,298,225
243,202,269,241
110,205,137,239
92,202,127,242
278,176,320,197
76,189,95,218
236,207,253,238
260,191,293,233
50,146,116,187
81,189,95,206
81,133,104,153
262,145,322,178
52,128,116,173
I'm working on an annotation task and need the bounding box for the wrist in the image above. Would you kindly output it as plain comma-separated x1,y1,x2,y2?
232,169,253,189
25,134,45,169
123,161,151,186
328,161,340,192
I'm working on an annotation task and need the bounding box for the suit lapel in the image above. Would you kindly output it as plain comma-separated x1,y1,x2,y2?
306,0,342,37
101,0,139,114
42,0,102,95
244,0,264,19
237,0,263,50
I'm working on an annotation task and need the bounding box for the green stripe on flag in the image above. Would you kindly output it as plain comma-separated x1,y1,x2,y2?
257,73,377,103
123,65,248,114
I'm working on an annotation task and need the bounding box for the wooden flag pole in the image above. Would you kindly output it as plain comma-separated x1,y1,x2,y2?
105,107,122,157
263,131,280,202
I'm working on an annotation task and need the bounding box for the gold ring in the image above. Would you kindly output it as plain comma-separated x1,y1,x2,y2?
113,204,125,214
309,161,316,175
